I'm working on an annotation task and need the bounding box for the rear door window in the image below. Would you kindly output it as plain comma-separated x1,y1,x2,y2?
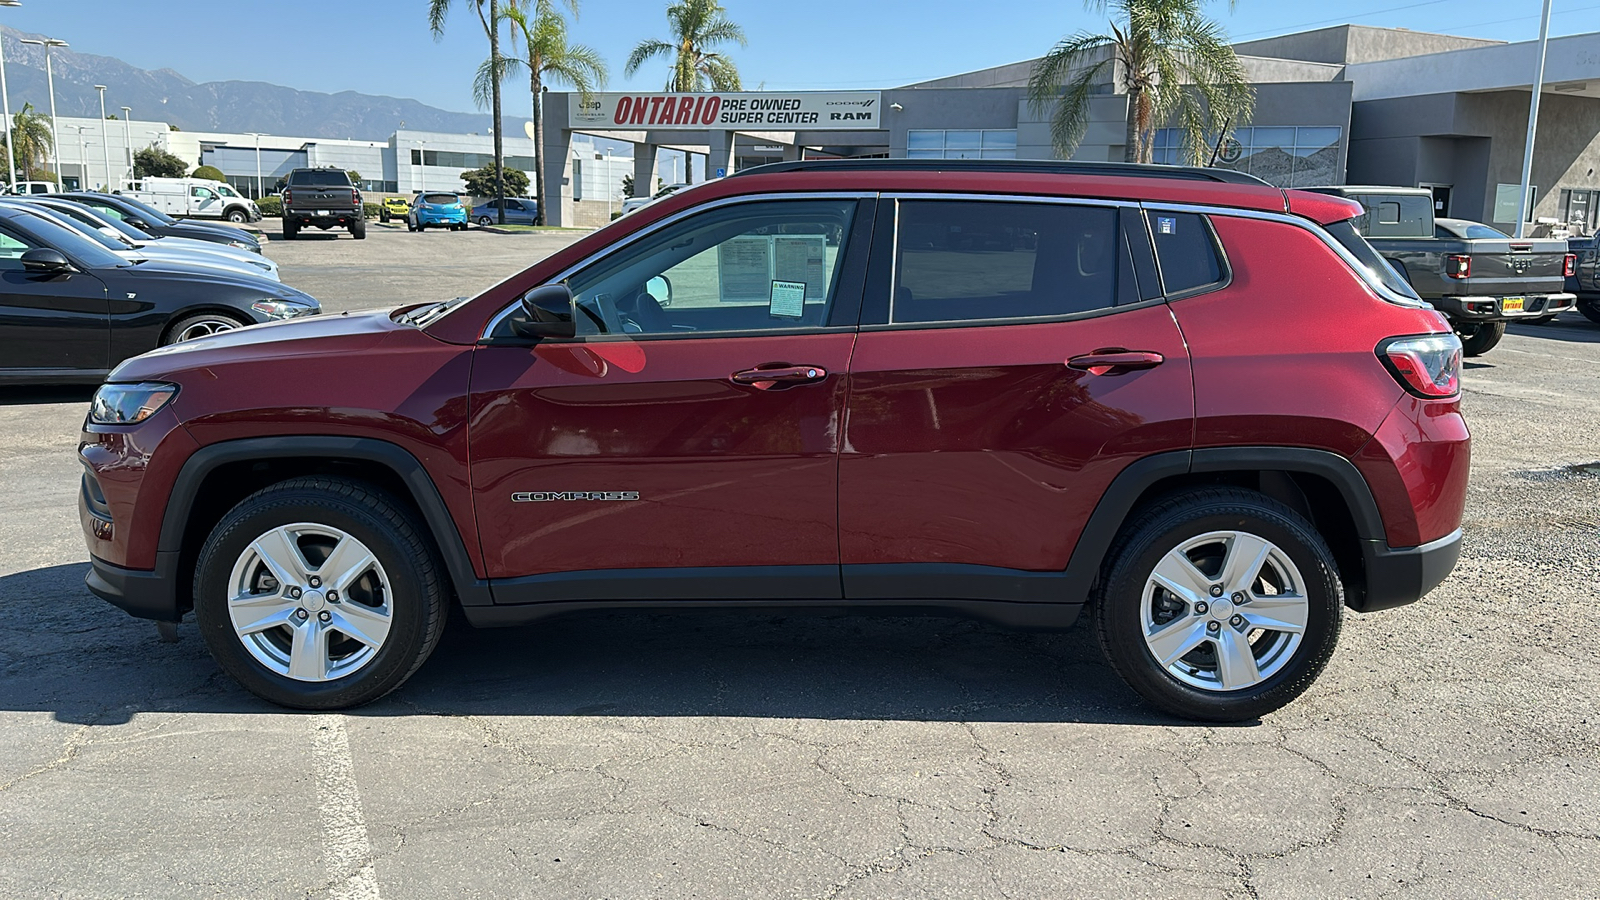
891,200,1121,323
1145,211,1226,296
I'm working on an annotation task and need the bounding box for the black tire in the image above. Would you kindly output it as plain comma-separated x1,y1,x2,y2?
282,220,299,240
477,216,492,227
351,218,366,240
379,211,390,223
163,312,249,345
226,208,248,224
1457,320,1506,356
1094,488,1344,722
1579,300,1600,325
194,477,447,709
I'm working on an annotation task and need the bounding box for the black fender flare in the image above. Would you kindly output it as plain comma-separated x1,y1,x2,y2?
158,436,491,606
1061,447,1400,610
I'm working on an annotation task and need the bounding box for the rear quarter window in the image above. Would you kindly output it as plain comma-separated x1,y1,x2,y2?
1352,194,1431,238
1146,211,1226,296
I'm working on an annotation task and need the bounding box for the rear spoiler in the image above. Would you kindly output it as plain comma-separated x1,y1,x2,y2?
1284,190,1364,226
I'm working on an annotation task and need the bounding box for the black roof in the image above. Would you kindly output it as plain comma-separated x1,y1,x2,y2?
730,158,1272,186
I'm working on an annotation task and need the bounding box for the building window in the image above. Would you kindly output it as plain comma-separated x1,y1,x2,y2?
1493,183,1538,225
1154,126,1342,188
1559,189,1597,234
906,129,1017,160
410,148,536,171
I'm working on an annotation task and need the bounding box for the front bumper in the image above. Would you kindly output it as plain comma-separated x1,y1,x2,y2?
1354,529,1463,613
87,552,184,622
1433,293,1577,320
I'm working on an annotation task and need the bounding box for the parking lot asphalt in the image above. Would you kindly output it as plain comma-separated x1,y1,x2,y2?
2,225,1598,898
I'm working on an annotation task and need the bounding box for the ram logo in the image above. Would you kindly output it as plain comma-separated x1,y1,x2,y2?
512,491,641,502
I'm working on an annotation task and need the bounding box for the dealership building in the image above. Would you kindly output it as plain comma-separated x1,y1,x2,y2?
38,25,1600,231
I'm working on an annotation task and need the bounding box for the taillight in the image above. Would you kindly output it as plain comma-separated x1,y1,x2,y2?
351,189,360,206
1565,253,1577,277
283,188,293,205
1444,254,1471,279
1379,334,1462,399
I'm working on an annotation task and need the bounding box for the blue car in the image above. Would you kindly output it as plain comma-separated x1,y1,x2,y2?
407,192,468,232
471,197,538,226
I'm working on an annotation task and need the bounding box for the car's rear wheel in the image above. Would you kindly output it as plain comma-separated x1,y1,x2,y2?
351,218,366,240
1095,488,1343,722
164,313,248,344
194,477,446,709
282,220,299,240
1457,320,1506,356
1579,299,1600,325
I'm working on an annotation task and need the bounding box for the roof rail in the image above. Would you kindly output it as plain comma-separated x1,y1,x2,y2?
729,158,1272,186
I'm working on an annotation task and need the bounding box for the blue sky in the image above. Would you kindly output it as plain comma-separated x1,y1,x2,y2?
8,0,1597,113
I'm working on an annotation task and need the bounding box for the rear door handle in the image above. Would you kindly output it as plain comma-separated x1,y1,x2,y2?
1066,350,1165,376
730,364,829,390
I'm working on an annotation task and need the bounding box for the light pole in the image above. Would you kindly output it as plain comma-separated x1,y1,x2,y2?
604,148,613,218
414,140,427,192
69,124,89,190
95,84,110,191
1514,0,1554,238
246,132,262,198
120,107,131,184
19,36,67,190
0,1,22,192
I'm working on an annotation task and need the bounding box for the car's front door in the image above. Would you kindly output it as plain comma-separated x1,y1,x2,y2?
468,196,875,602
0,222,110,378
839,197,1194,602
190,186,222,218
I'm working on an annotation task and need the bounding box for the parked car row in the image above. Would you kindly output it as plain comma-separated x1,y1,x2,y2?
0,193,317,385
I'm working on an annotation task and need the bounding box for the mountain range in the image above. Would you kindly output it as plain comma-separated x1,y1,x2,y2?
0,26,505,140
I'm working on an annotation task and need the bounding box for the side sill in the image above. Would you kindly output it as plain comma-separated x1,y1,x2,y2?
464,596,1083,631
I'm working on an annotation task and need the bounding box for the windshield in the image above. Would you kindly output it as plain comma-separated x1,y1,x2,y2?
1326,219,1420,301
35,203,141,246
4,209,131,269
217,184,241,198
16,206,135,251
60,204,153,241
110,193,178,226
289,170,352,187
423,193,459,205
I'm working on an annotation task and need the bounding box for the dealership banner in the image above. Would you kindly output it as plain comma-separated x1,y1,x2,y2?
569,91,882,130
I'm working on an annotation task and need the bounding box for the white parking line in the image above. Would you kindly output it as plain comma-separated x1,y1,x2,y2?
311,715,380,900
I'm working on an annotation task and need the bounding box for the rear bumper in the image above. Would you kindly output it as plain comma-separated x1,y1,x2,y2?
1354,529,1463,613
86,552,184,622
1433,293,1576,320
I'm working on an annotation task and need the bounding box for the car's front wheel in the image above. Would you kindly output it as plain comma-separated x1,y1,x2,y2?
1095,488,1343,722
227,209,248,224
477,216,492,227
164,313,248,344
194,477,446,709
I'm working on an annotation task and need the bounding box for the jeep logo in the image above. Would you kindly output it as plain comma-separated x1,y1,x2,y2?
512,491,641,502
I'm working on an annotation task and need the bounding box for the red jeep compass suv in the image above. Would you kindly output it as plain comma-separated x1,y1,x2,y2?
79,160,1469,720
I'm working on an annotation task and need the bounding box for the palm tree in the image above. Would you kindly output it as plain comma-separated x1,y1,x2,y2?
431,0,511,222
625,0,746,92
1027,0,1253,165
487,0,607,225
1,103,54,183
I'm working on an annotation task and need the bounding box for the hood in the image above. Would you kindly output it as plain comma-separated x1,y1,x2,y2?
170,221,260,246
124,248,280,281
114,256,297,292
109,308,401,382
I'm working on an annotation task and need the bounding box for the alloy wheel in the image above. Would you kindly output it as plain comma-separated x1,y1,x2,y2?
1140,530,1309,692
173,317,242,342
225,522,394,682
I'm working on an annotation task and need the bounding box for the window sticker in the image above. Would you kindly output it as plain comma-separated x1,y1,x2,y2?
769,280,806,318
1156,216,1177,235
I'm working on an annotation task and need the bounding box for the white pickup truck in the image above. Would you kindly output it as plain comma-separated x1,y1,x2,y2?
120,177,261,224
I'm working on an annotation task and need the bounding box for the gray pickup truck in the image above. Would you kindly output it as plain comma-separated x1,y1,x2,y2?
1568,234,1600,324
1309,186,1576,355
280,167,366,241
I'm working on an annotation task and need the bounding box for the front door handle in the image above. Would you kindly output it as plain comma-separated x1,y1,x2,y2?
1066,350,1165,376
730,364,828,390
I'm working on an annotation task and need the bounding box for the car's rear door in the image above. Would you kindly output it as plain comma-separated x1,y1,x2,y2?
839,195,1194,603
468,195,875,603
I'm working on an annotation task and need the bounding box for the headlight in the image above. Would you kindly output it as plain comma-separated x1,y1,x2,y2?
90,382,177,425
228,240,253,250
251,298,318,320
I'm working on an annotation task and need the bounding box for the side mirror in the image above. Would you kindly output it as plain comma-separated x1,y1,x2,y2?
512,284,576,339
21,247,71,274
645,275,673,308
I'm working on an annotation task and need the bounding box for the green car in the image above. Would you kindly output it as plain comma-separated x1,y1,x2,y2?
378,197,410,223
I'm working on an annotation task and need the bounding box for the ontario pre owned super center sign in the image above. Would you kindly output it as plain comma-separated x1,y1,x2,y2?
569,92,882,130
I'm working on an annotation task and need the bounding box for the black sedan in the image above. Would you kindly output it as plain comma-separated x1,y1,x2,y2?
0,206,318,385
55,193,264,254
